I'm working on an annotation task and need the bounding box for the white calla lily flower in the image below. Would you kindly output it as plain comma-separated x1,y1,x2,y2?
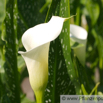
70,24,88,66
18,16,70,103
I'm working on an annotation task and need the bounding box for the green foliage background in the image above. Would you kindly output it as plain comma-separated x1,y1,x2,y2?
0,0,103,103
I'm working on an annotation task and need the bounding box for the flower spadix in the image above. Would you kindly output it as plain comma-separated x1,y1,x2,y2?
18,16,69,103
70,24,88,66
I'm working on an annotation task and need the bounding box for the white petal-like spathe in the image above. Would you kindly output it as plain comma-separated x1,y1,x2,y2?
70,24,88,66
18,16,66,93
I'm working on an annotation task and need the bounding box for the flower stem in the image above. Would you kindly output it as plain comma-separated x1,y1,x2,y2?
35,91,44,103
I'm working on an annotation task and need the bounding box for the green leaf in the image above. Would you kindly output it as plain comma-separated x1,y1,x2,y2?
86,0,100,25
2,0,20,102
1,94,12,103
73,56,90,93
0,0,6,53
89,82,100,95
0,0,6,29
81,84,88,95
59,0,81,94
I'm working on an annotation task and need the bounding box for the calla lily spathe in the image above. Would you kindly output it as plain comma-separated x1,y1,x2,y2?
70,24,88,66
18,16,69,103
